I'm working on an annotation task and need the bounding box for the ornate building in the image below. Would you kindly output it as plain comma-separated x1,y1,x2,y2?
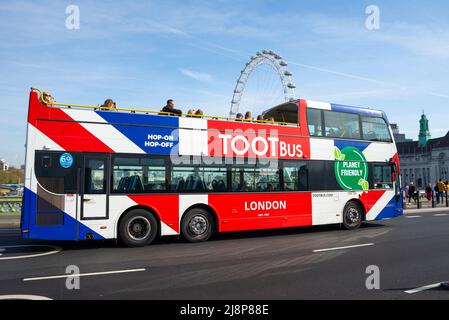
396,113,449,188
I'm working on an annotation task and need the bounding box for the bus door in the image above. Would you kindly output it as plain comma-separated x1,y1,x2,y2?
392,162,401,202
81,154,109,221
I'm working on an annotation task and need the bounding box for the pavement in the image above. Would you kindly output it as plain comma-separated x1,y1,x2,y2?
0,208,449,300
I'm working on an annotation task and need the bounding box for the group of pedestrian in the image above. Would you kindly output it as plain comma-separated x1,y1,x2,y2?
407,179,449,204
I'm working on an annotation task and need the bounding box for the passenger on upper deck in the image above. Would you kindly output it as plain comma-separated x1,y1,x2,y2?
235,113,243,121
161,99,182,116
100,99,117,111
256,115,264,122
41,91,56,106
244,111,252,121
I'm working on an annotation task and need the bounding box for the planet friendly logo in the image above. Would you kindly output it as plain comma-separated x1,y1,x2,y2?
334,146,369,191
59,153,74,169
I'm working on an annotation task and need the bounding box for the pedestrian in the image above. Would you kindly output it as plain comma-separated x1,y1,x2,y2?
425,183,432,202
408,182,416,204
437,179,447,204
434,182,440,204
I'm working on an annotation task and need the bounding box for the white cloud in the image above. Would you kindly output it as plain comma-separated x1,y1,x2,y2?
179,68,214,82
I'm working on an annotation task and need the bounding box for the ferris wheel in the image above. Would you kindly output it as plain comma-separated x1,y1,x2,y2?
230,50,296,117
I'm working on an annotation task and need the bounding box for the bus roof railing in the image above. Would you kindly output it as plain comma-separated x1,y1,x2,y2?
31,87,298,127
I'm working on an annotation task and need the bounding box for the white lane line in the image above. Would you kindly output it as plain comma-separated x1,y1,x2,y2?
434,214,449,217
0,294,52,300
405,215,422,218
23,268,146,282
405,283,442,294
0,245,61,261
313,243,374,253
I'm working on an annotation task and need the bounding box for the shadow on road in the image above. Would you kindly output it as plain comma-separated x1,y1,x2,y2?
0,222,388,252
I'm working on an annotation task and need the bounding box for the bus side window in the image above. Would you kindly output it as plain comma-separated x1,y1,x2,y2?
282,161,308,191
373,164,393,189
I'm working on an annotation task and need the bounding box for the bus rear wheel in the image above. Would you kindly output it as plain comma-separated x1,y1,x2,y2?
181,208,214,243
342,201,363,230
119,209,158,247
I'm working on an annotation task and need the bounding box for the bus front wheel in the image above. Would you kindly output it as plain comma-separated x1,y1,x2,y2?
181,208,214,243
342,201,363,230
119,209,158,247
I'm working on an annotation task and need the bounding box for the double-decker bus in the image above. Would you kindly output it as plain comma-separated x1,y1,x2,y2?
21,88,402,247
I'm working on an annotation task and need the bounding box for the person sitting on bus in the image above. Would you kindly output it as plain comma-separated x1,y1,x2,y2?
186,109,197,117
161,99,182,116
41,91,56,106
256,115,264,122
195,109,204,117
235,113,243,121
244,111,252,121
100,99,117,111
268,117,275,123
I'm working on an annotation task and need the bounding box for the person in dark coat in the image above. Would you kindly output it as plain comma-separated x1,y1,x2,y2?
161,99,182,116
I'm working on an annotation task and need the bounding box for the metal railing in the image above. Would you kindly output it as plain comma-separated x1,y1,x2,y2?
0,197,22,215
403,190,449,209
31,87,298,127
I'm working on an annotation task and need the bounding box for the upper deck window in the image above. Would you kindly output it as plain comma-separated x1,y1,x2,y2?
361,116,392,142
306,108,323,137
324,111,361,140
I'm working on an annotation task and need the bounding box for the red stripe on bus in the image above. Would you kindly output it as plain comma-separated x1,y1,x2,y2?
128,195,180,233
209,193,312,232
358,190,386,214
29,91,114,153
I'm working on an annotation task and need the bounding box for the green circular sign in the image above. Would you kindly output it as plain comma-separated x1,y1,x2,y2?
334,146,368,191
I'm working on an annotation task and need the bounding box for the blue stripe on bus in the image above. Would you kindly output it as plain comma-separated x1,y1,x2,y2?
375,194,403,220
20,187,31,234
331,104,383,117
334,140,371,153
22,188,104,241
96,111,180,155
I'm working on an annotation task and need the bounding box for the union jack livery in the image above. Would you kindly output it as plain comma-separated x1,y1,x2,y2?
22,88,403,246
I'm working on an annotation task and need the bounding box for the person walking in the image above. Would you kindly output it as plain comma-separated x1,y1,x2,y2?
434,182,440,204
408,182,416,204
437,179,447,204
425,183,432,202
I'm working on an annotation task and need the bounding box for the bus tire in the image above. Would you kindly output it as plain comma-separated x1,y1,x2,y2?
119,209,158,247
181,208,214,243
342,201,363,230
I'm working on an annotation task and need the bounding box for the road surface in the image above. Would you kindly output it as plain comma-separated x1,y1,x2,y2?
0,209,448,300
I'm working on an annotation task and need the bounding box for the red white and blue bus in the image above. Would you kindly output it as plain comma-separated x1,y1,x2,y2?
21,88,402,247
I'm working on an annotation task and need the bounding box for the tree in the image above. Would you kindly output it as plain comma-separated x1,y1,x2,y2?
0,167,24,184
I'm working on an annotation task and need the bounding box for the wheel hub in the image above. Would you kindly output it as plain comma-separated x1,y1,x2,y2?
189,215,208,235
127,217,151,241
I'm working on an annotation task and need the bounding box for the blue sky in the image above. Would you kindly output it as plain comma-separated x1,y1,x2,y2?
1,0,448,166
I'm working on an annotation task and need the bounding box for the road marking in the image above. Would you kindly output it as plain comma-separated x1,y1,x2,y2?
405,215,421,218
0,245,61,261
23,268,146,282
434,214,449,217
313,243,374,253
0,294,52,300
0,249,5,257
405,283,442,294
